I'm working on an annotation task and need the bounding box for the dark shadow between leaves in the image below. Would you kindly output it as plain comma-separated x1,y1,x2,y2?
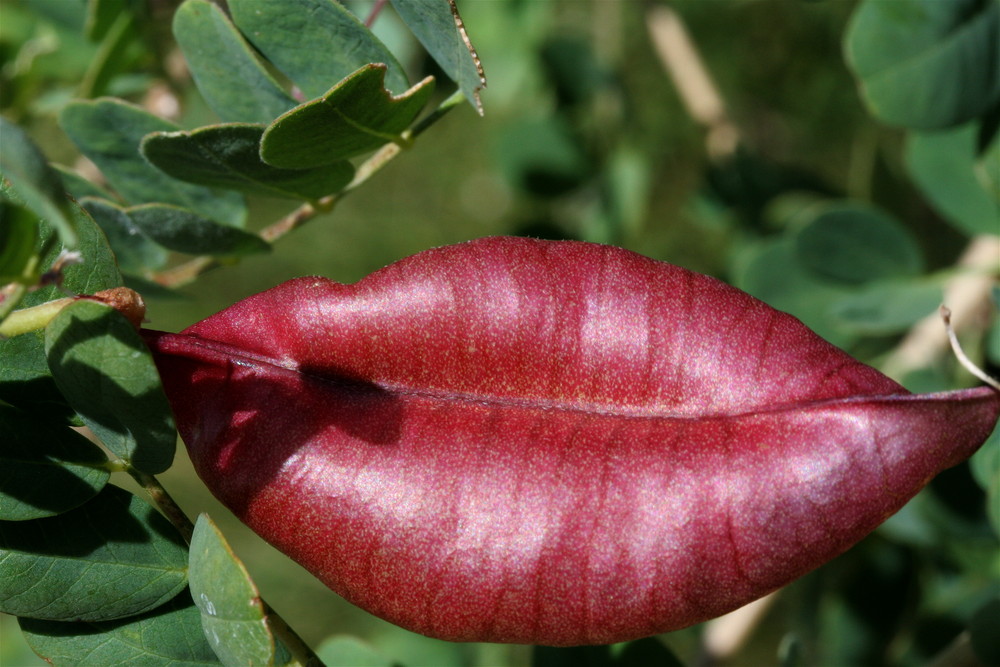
17,587,198,638
0,484,184,557
0,404,109,517
46,312,176,475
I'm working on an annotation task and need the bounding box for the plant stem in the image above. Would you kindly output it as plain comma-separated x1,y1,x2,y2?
152,92,465,289
129,468,196,543
364,0,387,27
128,467,324,666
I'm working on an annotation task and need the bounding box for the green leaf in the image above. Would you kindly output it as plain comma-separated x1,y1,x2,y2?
316,635,395,667
229,0,409,99
830,280,942,335
60,98,246,227
45,300,176,474
0,199,39,284
905,123,1000,236
389,0,485,114
20,589,221,666
173,0,296,124
844,0,1000,129
81,197,169,274
261,64,435,168
0,117,76,247
0,201,121,419
0,484,188,621
793,201,924,285
0,403,109,521
141,124,355,201
733,237,856,348
126,204,270,258
189,514,275,666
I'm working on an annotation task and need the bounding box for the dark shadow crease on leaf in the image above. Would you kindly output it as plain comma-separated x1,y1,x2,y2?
0,403,110,521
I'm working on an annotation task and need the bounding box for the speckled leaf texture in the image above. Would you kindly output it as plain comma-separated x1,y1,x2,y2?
142,237,999,646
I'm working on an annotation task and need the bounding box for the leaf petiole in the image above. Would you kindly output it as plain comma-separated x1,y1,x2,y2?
941,305,1000,390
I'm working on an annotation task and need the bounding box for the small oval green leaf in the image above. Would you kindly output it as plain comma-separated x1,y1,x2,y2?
173,0,297,124
830,280,943,335
126,204,271,258
0,484,188,621
141,124,355,200
45,300,176,474
793,202,924,285
0,202,122,419
0,199,38,284
189,514,275,666
229,0,409,99
20,589,220,666
261,64,434,168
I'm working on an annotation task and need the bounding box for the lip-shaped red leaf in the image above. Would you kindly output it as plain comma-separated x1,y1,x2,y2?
143,236,999,646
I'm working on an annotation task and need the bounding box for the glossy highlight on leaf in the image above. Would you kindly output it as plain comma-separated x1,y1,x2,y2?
143,237,1000,646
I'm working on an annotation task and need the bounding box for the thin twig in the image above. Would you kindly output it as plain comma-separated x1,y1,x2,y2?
882,235,1000,381
646,4,740,159
941,305,1000,390
129,468,196,543
365,0,388,28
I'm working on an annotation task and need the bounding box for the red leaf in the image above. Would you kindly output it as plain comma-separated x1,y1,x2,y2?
143,237,999,646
